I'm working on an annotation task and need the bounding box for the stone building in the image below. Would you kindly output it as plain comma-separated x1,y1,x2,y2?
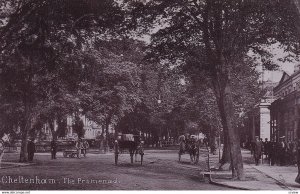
270,65,300,141
244,80,277,143
39,115,113,140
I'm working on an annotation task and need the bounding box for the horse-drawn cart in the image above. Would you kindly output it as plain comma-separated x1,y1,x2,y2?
178,134,200,164
63,149,78,158
114,134,144,165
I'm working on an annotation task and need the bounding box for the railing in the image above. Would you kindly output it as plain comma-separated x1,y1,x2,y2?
161,140,175,147
4,146,19,153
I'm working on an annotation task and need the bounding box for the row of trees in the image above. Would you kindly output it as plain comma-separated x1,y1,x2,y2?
122,0,300,179
1,0,300,180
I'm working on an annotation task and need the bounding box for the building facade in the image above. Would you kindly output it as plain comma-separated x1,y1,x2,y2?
270,67,300,142
39,115,113,140
244,80,277,143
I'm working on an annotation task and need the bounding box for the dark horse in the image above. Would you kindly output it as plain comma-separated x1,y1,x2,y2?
114,134,144,165
178,135,200,164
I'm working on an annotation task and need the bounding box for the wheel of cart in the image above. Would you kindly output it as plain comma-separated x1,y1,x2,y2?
114,133,144,165
63,149,78,158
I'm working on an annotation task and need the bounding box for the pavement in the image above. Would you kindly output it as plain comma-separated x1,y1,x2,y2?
0,161,35,169
0,150,228,190
2,147,300,190
205,149,300,190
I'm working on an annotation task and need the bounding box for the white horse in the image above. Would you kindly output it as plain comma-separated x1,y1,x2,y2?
0,133,10,168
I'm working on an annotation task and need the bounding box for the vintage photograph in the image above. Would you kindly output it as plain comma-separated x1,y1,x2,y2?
1,0,300,191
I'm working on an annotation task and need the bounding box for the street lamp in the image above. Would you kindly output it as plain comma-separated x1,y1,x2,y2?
157,94,162,104
157,94,162,147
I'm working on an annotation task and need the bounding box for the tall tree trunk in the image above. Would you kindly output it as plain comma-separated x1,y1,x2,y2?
100,125,105,152
49,119,57,140
105,118,110,152
221,130,231,164
19,124,29,162
213,75,244,180
19,104,31,162
223,82,244,180
102,124,105,135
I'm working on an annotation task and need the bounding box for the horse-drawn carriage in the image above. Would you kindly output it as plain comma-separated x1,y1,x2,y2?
114,134,144,165
178,134,200,164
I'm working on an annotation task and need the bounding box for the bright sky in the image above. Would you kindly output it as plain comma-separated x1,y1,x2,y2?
263,66,294,83
255,43,297,83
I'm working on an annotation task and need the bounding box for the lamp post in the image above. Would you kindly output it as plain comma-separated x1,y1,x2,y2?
157,94,162,147
157,94,162,104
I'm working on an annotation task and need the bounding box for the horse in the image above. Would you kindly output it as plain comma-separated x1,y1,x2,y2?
178,135,200,164
0,133,10,168
114,134,144,165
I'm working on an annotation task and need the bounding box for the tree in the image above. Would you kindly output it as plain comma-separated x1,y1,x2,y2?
79,40,143,137
124,0,299,179
72,116,85,138
0,0,128,162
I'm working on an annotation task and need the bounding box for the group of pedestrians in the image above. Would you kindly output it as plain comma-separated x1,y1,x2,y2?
251,136,300,166
75,138,89,158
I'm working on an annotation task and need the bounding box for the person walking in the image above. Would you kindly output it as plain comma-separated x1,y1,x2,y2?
292,139,298,165
253,136,263,165
269,140,276,165
82,139,89,157
279,136,287,166
263,138,269,159
75,138,83,158
287,139,294,165
295,139,300,183
27,138,36,162
50,139,58,159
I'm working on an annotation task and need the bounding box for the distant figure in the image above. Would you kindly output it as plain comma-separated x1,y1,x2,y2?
287,140,294,165
0,133,10,168
278,136,287,166
253,136,263,165
27,138,36,162
292,140,298,164
263,138,269,159
0,138,4,164
178,135,186,154
295,139,300,184
269,140,276,166
50,140,58,159
82,140,89,157
75,138,83,158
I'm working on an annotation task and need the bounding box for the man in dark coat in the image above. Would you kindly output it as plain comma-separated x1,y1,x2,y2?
50,139,58,159
269,140,276,165
263,138,269,159
278,136,287,166
253,136,263,165
27,139,36,162
295,139,300,183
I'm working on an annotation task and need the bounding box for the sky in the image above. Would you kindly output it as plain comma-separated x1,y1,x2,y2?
255,44,297,83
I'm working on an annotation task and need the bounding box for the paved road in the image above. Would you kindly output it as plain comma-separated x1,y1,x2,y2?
0,149,231,190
